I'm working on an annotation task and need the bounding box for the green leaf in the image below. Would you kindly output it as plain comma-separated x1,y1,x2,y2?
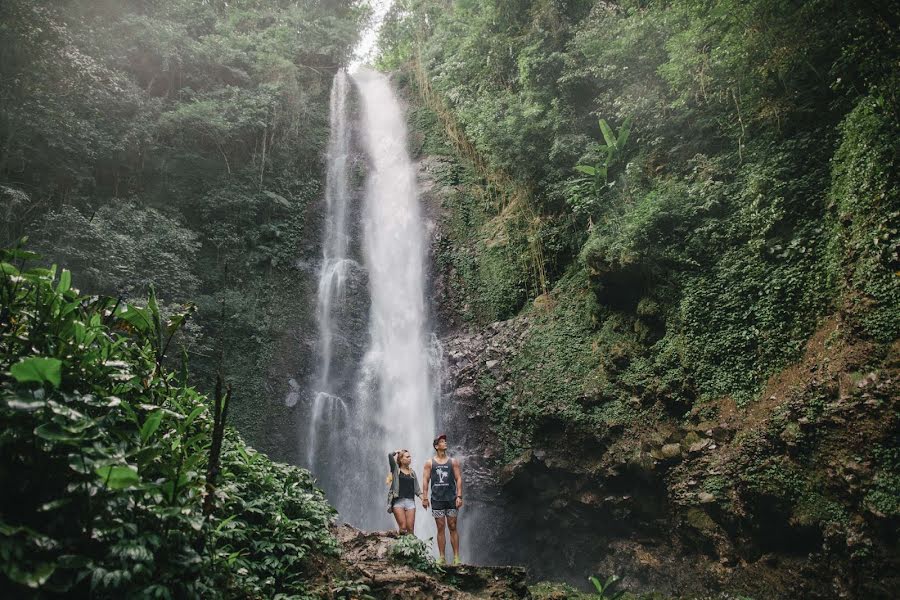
95,465,140,489
35,423,83,444
140,410,164,443
574,165,598,176
57,269,72,294
118,304,151,332
5,397,47,412
263,190,291,208
11,357,62,388
181,405,205,433
599,119,616,147
68,453,94,475
0,262,19,276
617,117,632,149
6,562,56,588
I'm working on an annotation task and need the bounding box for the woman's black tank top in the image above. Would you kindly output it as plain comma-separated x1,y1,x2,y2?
398,471,414,499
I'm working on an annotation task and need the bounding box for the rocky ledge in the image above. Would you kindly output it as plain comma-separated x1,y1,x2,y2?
334,525,530,599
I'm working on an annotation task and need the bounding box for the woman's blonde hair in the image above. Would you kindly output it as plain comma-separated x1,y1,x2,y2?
386,449,411,485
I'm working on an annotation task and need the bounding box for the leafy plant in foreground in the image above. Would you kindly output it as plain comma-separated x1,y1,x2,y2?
388,534,443,575
589,574,626,600
0,243,341,598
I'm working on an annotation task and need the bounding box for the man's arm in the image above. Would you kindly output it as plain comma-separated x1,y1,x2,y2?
452,458,463,508
421,459,432,507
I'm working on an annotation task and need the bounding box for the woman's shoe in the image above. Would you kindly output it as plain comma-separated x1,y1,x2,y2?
453,555,461,566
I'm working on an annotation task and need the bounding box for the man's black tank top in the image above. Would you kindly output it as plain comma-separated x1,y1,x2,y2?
430,456,456,502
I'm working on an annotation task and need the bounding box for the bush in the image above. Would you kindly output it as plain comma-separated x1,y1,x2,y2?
0,246,340,598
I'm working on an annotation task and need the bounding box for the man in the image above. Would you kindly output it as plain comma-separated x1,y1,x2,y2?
421,433,463,565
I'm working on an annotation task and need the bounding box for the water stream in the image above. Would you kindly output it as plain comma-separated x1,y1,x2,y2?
304,65,440,537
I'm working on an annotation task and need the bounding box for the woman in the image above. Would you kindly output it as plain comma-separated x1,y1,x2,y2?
387,449,421,534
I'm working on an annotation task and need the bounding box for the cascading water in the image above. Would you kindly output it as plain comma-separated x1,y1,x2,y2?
304,64,441,537
305,69,354,480
349,66,437,532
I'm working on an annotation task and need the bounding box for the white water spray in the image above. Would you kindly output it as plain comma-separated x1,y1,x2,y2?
304,60,441,537
350,66,437,532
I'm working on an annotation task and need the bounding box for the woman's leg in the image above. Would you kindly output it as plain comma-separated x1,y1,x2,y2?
392,505,406,532
404,508,416,534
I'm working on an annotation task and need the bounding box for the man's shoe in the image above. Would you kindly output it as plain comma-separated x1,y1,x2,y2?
453,555,461,566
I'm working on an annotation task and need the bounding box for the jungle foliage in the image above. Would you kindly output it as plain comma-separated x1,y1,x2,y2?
0,0,365,449
380,0,899,421
0,246,355,598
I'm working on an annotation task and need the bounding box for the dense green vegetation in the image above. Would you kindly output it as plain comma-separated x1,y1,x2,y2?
0,247,369,598
0,0,363,447
381,0,899,433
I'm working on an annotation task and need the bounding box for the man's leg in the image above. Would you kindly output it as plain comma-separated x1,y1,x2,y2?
434,515,447,561
447,515,460,562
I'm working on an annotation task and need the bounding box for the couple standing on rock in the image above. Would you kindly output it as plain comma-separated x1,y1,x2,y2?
387,433,464,565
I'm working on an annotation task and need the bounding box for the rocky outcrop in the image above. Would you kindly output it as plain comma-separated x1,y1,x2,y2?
433,305,899,598
334,525,530,599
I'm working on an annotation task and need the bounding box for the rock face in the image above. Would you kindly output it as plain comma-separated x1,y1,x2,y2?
335,525,530,599
431,305,899,598
413,110,900,598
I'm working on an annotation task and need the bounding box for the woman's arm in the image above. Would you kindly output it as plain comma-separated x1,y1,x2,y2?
388,451,398,471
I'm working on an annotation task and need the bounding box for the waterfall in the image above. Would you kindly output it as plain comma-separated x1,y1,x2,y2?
304,65,440,536
305,70,353,471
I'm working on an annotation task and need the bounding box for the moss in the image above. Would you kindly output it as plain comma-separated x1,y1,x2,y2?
827,97,900,343
685,508,720,533
865,444,900,518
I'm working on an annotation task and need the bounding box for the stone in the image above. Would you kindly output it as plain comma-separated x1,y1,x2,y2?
453,385,477,400
688,438,711,453
698,492,716,504
661,443,682,459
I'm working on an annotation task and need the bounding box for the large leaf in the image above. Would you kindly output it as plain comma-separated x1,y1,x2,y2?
35,423,83,444
95,465,140,490
599,119,616,147
11,357,62,388
57,269,71,294
5,561,56,589
617,117,633,150
574,165,598,176
140,410,164,443
118,304,151,332
263,190,291,208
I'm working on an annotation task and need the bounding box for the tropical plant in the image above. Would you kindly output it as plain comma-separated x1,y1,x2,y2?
0,243,344,597
388,534,443,574
574,117,633,192
588,574,626,600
